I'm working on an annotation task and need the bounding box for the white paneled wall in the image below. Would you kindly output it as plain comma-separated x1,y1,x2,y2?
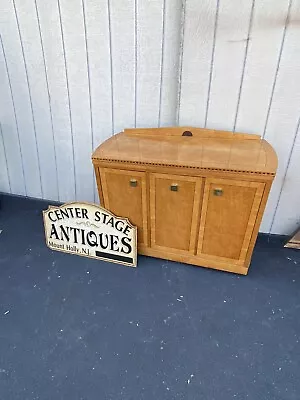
0,0,299,235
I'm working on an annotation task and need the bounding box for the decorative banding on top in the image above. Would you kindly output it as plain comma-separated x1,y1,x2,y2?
92,157,275,176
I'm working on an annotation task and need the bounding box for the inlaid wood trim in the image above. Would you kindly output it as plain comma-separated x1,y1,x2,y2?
95,167,104,205
92,158,275,176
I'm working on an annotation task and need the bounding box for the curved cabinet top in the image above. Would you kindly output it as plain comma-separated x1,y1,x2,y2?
92,127,277,176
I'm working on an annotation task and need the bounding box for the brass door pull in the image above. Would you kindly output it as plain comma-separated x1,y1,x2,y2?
170,184,178,192
130,179,137,187
214,188,223,196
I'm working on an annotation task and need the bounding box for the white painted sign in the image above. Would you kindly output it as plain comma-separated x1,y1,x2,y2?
43,202,137,267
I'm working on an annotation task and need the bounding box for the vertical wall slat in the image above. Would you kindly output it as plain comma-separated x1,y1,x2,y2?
159,0,182,126
271,124,300,234
179,0,218,127
136,0,164,127
36,0,75,202
83,0,113,145
260,0,300,234
14,0,59,200
110,0,135,134
234,0,290,135
0,37,25,195
83,0,113,203
206,0,254,130
0,0,41,197
59,0,94,203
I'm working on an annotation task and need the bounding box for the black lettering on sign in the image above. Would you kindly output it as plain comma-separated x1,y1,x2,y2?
60,208,69,219
48,212,56,222
115,220,124,232
86,231,97,247
123,224,131,236
55,210,62,220
120,237,132,254
102,212,110,224
50,224,59,239
94,211,101,222
106,216,114,228
110,234,120,251
60,225,70,241
99,233,109,249
82,208,89,219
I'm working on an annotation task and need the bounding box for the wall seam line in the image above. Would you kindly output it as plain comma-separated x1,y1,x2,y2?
134,0,138,127
0,122,11,193
107,0,114,135
34,0,60,201
82,0,95,202
57,0,77,200
0,33,27,195
233,0,256,132
176,0,186,126
262,0,292,139
270,114,300,234
13,0,44,197
204,0,220,128
158,0,166,127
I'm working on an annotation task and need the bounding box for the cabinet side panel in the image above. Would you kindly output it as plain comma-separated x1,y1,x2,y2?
244,181,272,268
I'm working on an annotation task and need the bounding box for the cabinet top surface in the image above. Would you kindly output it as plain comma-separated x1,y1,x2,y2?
92,127,277,175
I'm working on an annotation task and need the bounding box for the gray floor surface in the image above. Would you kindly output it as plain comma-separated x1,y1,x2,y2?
0,194,299,400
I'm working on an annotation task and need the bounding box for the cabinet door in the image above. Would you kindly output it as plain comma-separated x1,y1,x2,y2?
100,168,148,245
150,173,202,253
197,178,265,263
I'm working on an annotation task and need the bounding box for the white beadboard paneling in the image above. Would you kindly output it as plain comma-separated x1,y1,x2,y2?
0,0,42,197
260,0,300,233
59,0,94,203
0,123,10,193
136,0,163,127
83,0,113,145
14,0,59,200
159,0,182,126
206,0,254,130
110,0,135,134
36,0,75,202
235,0,290,134
271,123,300,234
0,36,25,195
179,0,218,126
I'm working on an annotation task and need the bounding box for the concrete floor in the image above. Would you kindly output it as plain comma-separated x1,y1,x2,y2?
0,194,299,400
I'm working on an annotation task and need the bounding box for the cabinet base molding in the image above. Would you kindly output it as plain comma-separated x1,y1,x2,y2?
138,245,249,275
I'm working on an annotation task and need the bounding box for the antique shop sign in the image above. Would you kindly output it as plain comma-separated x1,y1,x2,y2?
43,203,137,267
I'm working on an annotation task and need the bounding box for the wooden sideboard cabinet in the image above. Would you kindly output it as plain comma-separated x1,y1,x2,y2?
92,127,277,275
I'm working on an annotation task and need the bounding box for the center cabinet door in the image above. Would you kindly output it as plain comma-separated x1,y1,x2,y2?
150,173,203,254
99,168,148,245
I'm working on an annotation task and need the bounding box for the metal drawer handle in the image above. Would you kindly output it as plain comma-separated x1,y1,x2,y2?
170,184,178,192
214,188,223,196
130,179,137,187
